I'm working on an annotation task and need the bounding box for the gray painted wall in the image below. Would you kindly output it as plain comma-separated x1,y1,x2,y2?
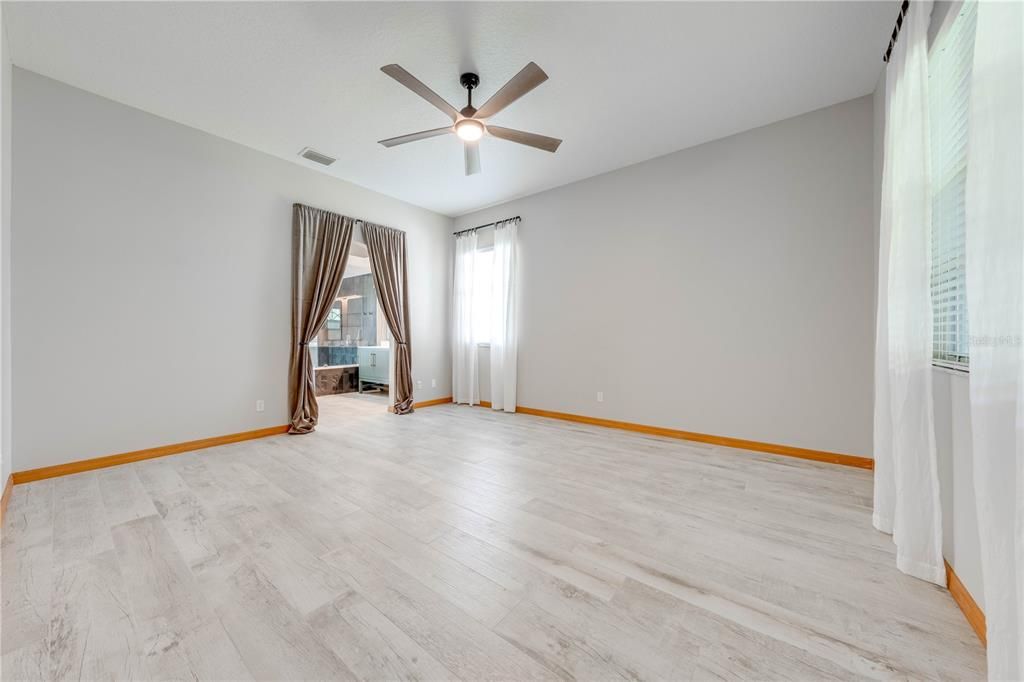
11,68,453,472
933,369,983,607
1,9,12,488
457,96,876,458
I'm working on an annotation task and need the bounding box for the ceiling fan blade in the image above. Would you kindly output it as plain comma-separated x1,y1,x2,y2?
487,126,562,153
378,127,453,148
464,141,481,176
380,64,459,122
473,62,549,120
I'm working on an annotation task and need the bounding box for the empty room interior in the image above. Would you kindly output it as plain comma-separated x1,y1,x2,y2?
0,1,1021,680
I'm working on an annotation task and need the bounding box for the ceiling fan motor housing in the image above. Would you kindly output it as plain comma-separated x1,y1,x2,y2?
460,72,480,113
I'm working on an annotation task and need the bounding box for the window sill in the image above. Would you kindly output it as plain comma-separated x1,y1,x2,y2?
933,362,969,376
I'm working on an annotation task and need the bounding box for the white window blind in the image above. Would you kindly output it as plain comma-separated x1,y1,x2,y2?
928,0,977,367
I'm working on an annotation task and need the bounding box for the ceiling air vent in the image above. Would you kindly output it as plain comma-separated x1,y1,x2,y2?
299,147,336,166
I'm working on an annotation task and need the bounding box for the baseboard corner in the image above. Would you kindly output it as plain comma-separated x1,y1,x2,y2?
945,559,986,647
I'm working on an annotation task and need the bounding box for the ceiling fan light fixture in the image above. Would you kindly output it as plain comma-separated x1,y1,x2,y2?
378,62,561,175
455,119,484,141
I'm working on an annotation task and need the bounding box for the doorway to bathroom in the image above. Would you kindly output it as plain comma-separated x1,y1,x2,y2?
309,238,392,422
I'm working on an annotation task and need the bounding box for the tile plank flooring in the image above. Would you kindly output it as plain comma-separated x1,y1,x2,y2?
2,394,986,680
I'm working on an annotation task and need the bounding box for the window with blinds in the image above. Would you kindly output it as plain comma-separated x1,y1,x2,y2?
928,0,976,368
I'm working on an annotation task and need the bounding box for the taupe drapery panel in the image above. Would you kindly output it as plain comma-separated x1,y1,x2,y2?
289,204,354,433
361,222,414,414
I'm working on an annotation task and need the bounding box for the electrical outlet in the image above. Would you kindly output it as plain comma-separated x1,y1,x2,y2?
256,400,265,412
416,380,423,389
431,378,437,388
597,391,604,403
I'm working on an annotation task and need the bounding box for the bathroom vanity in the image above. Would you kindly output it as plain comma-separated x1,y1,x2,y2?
357,345,389,393
314,364,358,396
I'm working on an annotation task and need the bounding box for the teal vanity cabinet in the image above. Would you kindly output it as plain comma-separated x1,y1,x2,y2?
358,346,389,392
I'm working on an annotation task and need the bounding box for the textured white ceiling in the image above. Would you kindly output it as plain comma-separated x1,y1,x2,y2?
5,1,893,217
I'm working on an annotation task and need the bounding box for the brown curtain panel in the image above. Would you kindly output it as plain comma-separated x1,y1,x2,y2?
361,222,414,414
289,204,354,433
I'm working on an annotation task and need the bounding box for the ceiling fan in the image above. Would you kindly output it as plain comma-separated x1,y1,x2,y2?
378,62,562,176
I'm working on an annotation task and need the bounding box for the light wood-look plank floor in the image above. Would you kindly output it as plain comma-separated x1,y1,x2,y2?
2,394,986,680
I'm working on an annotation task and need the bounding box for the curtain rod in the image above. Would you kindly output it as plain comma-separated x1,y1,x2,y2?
882,0,911,63
292,203,404,234
452,216,520,237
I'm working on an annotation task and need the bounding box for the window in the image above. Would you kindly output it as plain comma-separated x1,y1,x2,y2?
472,248,494,344
325,304,342,340
928,0,976,368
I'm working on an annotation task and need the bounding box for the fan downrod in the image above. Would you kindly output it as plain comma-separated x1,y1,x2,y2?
459,73,480,115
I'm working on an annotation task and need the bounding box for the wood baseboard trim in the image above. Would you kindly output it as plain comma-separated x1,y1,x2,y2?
13,397,867,486
945,559,986,646
513,406,874,469
0,474,12,524
413,396,454,409
446,399,493,409
11,425,290,485
442,399,871,469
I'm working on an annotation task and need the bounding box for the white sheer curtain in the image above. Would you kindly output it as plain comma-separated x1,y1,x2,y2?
965,1,1023,676
452,230,479,405
489,219,519,412
874,0,945,585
